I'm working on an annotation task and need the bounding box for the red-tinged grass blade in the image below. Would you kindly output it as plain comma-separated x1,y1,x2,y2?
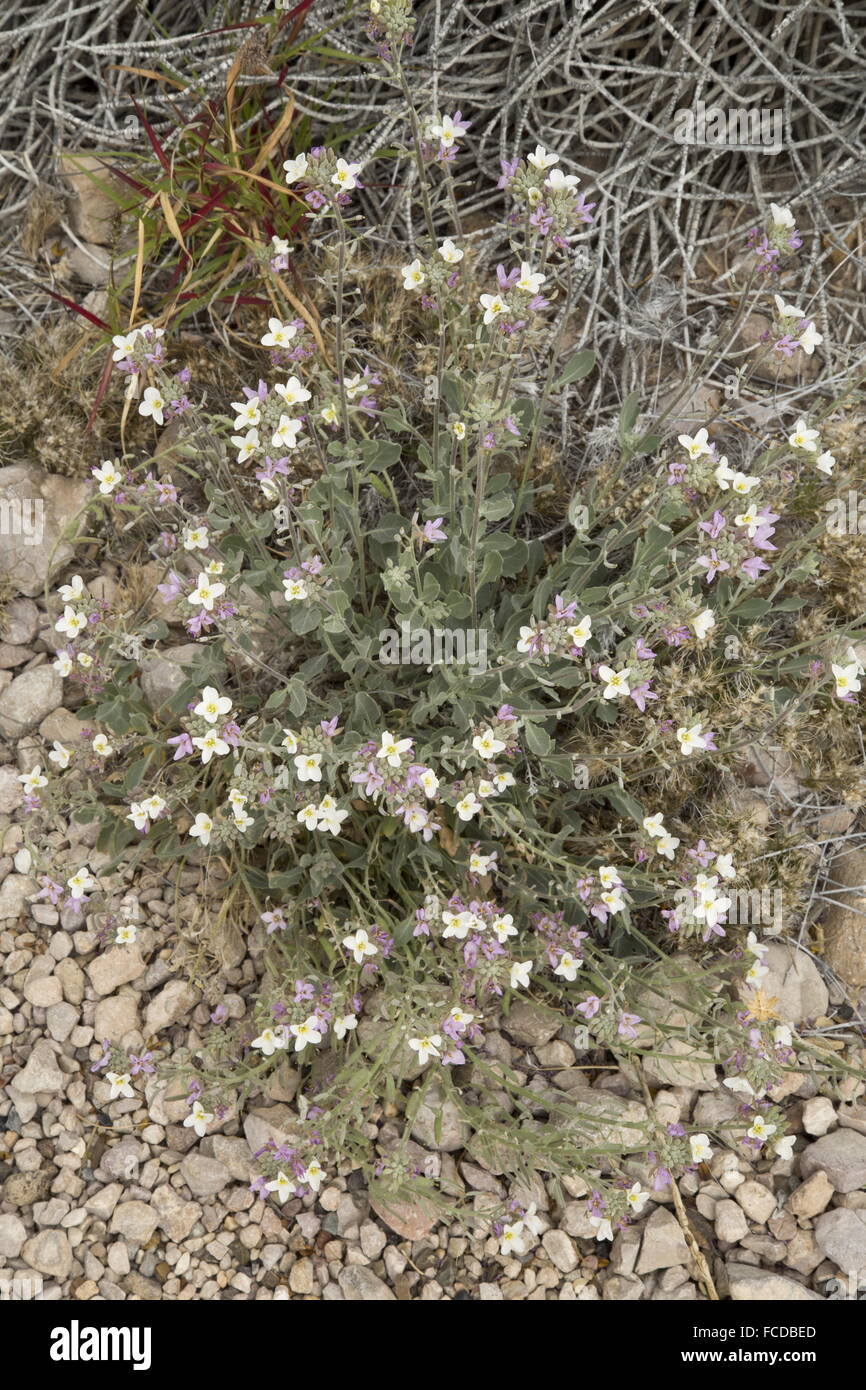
179,186,234,234
277,0,315,39
86,348,115,433
44,289,111,330
104,164,150,195
132,98,171,174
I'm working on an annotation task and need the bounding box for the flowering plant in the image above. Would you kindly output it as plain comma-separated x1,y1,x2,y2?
23,1,866,1252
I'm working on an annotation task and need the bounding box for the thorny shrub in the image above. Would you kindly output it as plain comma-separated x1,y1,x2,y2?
20,0,866,1254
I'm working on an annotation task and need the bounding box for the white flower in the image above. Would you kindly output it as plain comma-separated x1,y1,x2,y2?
48,741,71,769
715,853,736,880
261,317,297,349
527,144,559,170
499,1222,525,1255
745,960,769,989
676,723,708,756
731,472,760,495
598,865,622,890
491,913,517,943
449,1007,475,1031
283,577,308,601
788,418,819,452
182,525,209,552
451,420,466,439
233,808,254,832
187,575,225,611
807,452,836,484
92,458,123,497
188,812,214,845
515,261,546,294
92,734,113,757
428,113,466,148
54,652,74,677
769,202,795,228
183,1100,215,1137
472,726,506,758
419,768,439,798
127,803,149,832
406,806,431,835
251,1027,287,1057
545,168,580,191
589,1215,614,1242
194,686,232,725
67,866,96,900
290,1015,323,1052
747,1115,776,1144
281,728,299,754
58,574,85,603
655,833,680,861
192,730,230,764
625,1182,650,1215
642,812,666,838
266,1171,296,1203
691,609,715,641
230,394,260,428
442,910,476,940
455,792,481,821
377,730,412,766
316,797,348,835
689,1133,713,1163
115,923,138,947
331,158,362,190
437,238,463,264
283,152,308,183
510,960,532,990
492,771,515,792
798,321,823,355
296,804,319,830
55,605,88,639
111,329,140,362
400,261,428,293
772,1134,795,1160
142,794,166,819
408,1034,442,1065
773,293,804,320
600,888,625,915
19,765,48,792
106,1071,134,1100
745,931,768,959
554,951,582,982
479,292,507,324
469,850,495,874
333,1014,357,1040
139,386,165,426
567,615,592,649
302,1159,325,1192
274,376,311,407
272,414,304,451
832,661,861,698
598,665,630,699
774,1023,793,1048
294,752,323,782
723,1076,755,1097
232,428,260,462
678,428,711,459
343,928,378,964
715,457,736,489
